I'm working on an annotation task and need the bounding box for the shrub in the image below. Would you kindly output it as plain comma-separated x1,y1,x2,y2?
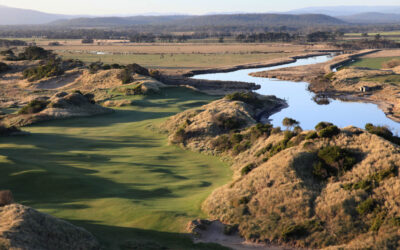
342,165,397,191
318,125,340,138
48,41,61,46
281,224,308,240
271,127,281,134
212,135,232,151
81,38,94,44
365,123,400,145
315,122,334,131
255,144,272,157
18,100,49,114
213,114,244,131
230,133,243,144
16,46,52,60
125,63,150,76
293,126,303,134
313,146,357,179
225,92,263,108
241,163,256,176
62,59,85,69
88,62,104,74
282,117,299,130
233,140,251,155
224,224,239,235
356,198,376,215
305,131,318,140
23,59,64,81
0,62,9,73
249,123,272,137
111,63,122,69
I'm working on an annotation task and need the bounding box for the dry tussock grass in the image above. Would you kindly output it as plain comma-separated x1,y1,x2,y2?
199,126,400,248
62,68,124,91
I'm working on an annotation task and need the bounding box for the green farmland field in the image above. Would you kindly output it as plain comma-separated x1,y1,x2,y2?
348,57,400,69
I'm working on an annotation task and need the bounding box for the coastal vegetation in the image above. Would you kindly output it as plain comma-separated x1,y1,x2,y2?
1,21,400,249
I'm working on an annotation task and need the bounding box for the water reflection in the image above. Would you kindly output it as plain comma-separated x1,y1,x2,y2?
193,55,400,134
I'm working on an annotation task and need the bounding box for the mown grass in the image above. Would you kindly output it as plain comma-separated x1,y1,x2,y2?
57,52,295,70
348,57,400,69
0,87,230,249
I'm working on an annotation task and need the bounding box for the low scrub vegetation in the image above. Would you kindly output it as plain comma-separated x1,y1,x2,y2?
365,123,400,145
241,163,256,176
18,100,49,114
225,92,263,108
0,62,9,73
342,165,397,191
212,113,245,132
212,123,273,154
12,46,53,61
89,62,122,74
314,122,340,138
23,59,64,81
313,146,357,180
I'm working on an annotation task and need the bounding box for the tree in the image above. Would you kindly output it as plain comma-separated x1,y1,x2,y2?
282,117,299,130
218,37,224,43
375,34,381,41
82,38,94,44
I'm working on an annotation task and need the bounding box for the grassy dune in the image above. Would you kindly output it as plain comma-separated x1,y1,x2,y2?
0,87,230,249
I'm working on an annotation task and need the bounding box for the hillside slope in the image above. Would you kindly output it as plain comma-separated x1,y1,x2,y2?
0,203,99,249
340,12,400,24
165,96,400,249
0,5,76,25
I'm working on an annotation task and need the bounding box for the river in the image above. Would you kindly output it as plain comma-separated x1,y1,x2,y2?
193,55,400,134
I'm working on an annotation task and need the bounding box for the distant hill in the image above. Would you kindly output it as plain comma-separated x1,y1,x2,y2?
288,6,400,16
51,14,345,27
0,5,79,25
51,16,190,27
339,12,400,24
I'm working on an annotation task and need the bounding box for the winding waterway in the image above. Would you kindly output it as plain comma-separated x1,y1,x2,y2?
193,55,400,134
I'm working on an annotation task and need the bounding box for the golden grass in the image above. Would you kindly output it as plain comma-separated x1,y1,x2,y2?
164,98,400,248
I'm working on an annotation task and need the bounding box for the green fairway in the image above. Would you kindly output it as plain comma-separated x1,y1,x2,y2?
348,57,400,69
0,87,230,249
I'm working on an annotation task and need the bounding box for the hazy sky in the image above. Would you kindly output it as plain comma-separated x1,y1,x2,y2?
0,0,399,15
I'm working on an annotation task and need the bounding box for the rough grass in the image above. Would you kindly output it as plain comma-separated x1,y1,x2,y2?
363,74,400,86
0,87,231,250
202,126,400,249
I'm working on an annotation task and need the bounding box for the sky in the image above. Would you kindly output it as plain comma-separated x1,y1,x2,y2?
0,0,399,15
